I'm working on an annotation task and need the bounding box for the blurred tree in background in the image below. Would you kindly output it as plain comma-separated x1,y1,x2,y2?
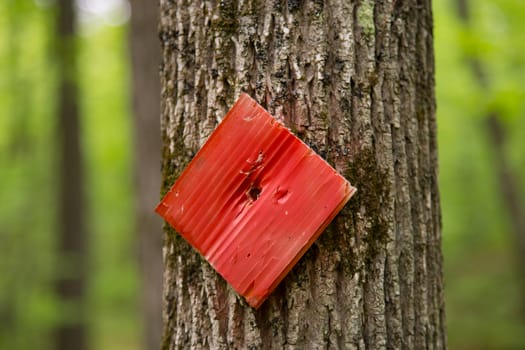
55,0,87,349
0,0,524,349
128,0,163,349
435,0,525,348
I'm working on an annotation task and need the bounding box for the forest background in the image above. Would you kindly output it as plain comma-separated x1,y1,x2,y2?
1,0,524,349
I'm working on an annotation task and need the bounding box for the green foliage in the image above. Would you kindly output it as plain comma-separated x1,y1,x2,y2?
435,0,525,348
77,23,140,350
0,1,139,349
0,2,57,349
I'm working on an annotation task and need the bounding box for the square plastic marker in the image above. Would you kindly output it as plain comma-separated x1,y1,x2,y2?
156,93,356,308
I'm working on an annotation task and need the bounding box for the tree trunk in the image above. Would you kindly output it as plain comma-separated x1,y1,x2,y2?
55,0,87,349
129,0,164,348
158,0,446,348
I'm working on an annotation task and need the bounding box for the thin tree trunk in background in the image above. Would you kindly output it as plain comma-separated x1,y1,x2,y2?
129,1,164,349
159,1,446,348
486,116,525,273
456,0,525,312
55,0,87,349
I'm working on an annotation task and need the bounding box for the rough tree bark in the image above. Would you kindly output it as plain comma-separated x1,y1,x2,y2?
158,0,446,348
129,0,164,349
55,0,87,349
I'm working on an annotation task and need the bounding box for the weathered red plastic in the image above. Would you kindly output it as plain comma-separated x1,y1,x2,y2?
156,93,356,308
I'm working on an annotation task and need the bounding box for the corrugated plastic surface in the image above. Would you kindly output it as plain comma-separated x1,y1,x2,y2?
156,94,356,308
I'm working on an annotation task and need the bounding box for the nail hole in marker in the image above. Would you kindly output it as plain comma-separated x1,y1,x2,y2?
248,186,261,201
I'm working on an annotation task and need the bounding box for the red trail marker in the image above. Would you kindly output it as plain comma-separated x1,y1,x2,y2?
156,93,356,308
